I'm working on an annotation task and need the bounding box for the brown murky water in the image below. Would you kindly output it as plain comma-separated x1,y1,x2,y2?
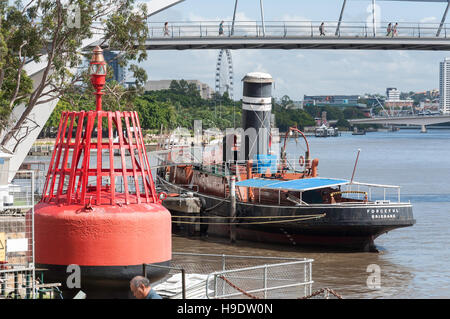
27,130,450,298
171,130,450,299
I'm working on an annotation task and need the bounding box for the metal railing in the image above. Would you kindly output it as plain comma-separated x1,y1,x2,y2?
205,257,313,299
151,253,314,299
150,147,312,176
147,20,450,39
150,147,406,204
341,181,402,204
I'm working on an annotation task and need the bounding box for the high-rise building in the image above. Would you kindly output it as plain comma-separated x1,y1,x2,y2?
103,51,125,84
439,58,450,114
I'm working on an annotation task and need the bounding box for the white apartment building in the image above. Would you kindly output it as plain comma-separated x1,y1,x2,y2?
386,88,400,101
439,58,450,114
144,80,214,99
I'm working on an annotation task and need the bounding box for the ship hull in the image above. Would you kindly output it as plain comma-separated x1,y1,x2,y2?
165,183,415,252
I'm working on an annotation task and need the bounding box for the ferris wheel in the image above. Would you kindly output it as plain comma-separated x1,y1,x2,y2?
215,49,234,100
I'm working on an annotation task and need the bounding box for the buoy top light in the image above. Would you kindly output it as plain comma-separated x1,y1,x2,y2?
89,46,107,111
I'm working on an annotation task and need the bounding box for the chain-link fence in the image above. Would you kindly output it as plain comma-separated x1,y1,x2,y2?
151,253,313,299
0,170,35,299
206,259,313,299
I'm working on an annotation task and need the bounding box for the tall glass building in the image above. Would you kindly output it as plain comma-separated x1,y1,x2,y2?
103,51,125,84
439,58,450,114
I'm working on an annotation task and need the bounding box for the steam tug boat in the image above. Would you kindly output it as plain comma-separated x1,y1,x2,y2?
157,72,415,252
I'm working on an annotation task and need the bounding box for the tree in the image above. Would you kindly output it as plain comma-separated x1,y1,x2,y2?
280,95,293,108
335,118,350,129
0,0,149,152
273,100,315,131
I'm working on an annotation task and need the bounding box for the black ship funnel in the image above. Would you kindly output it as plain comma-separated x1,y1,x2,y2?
241,72,274,161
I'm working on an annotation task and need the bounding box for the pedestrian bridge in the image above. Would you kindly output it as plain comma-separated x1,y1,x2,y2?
102,21,450,51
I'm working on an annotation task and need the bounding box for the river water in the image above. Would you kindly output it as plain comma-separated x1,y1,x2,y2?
170,129,450,299
26,129,450,298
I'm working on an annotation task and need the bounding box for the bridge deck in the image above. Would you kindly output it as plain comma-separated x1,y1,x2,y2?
88,21,450,51
139,36,450,51
329,115,450,125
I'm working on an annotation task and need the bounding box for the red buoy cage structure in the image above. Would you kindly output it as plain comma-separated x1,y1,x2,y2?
33,47,172,298
42,110,158,206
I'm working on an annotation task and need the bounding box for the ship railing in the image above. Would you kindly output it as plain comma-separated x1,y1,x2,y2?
150,146,313,176
195,158,312,177
340,181,403,204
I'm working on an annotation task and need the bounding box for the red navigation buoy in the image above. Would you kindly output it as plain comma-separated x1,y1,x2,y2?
33,46,171,298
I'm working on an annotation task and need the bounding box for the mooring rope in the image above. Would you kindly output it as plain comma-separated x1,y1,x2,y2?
217,276,343,300
299,288,343,299
218,276,260,299
172,214,325,219
203,197,230,212
171,213,326,225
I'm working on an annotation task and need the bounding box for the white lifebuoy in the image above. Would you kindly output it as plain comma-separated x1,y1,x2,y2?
159,192,168,201
299,155,305,167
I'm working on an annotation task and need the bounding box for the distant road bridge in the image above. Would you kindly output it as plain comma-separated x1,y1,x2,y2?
91,21,450,51
329,115,450,131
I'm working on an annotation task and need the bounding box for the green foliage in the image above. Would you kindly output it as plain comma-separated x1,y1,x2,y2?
335,118,351,129
305,104,367,121
43,80,241,134
138,80,240,130
272,100,315,132
0,54,33,130
135,96,176,130
1,0,151,149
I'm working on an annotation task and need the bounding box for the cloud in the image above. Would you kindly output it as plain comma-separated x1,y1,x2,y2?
420,16,438,24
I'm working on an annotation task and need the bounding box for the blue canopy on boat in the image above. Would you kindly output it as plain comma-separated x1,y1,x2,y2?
235,177,349,192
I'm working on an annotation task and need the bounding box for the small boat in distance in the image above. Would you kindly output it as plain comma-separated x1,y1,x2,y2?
352,127,366,135
315,124,339,137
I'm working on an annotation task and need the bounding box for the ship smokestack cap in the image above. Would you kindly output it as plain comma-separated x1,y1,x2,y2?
241,72,273,160
242,72,274,84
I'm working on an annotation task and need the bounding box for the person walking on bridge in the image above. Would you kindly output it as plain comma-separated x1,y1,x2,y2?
163,22,169,37
393,23,398,37
319,22,325,36
386,23,392,37
219,21,224,36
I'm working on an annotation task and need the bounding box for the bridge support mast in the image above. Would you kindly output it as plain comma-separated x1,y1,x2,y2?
231,0,238,36
437,0,450,37
260,0,266,37
372,0,377,37
335,0,347,36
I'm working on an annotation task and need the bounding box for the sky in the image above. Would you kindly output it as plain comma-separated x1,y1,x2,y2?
135,0,450,100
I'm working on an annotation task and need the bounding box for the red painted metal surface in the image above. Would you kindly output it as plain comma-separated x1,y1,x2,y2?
35,47,171,275
34,201,171,266
41,110,158,206
36,110,171,267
